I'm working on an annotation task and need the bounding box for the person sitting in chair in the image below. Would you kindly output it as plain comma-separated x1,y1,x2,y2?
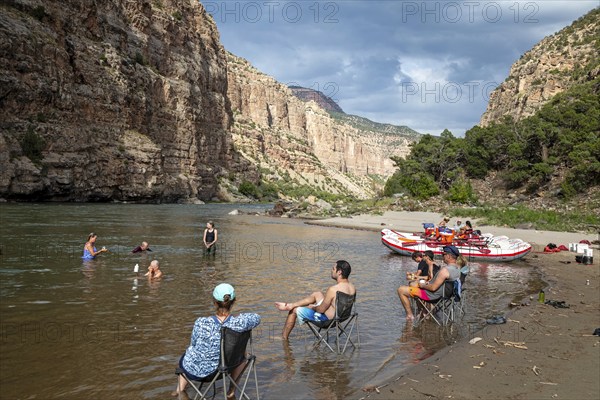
397,246,462,321
173,283,261,400
274,260,355,340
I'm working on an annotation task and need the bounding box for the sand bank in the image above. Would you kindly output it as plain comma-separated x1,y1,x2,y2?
354,251,600,400
307,211,598,249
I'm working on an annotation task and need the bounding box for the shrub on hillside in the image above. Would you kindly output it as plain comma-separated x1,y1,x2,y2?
239,181,259,198
20,127,45,164
446,179,478,204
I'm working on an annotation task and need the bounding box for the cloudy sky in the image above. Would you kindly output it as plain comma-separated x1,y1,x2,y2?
201,1,598,136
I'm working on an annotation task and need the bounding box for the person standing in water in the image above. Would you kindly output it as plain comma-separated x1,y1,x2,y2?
145,260,163,279
203,221,218,255
82,233,108,260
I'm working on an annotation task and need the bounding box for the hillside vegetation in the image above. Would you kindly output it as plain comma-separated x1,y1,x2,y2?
385,77,599,201
382,77,600,231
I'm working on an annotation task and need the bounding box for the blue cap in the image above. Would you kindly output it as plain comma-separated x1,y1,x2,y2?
213,283,235,301
443,245,460,257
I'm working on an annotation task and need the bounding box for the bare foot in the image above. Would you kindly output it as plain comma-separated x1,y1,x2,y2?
275,302,292,311
171,390,190,399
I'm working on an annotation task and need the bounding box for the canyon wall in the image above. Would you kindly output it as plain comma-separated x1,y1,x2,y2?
226,53,416,198
480,9,600,126
0,0,250,202
0,0,416,202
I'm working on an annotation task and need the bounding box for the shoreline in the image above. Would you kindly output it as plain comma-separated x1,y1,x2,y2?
309,211,599,400
306,211,598,249
352,252,599,400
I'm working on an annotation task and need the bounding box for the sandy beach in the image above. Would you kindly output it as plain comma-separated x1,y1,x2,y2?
310,212,600,400
306,211,598,251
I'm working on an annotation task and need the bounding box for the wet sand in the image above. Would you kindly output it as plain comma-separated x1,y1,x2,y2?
309,212,600,400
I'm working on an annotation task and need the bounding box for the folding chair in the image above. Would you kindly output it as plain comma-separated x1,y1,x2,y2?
452,266,469,319
305,291,360,354
412,280,457,326
175,327,259,400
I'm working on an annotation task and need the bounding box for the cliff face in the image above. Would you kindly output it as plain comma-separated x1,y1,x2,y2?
227,53,416,198
0,0,249,202
0,0,416,202
480,9,600,126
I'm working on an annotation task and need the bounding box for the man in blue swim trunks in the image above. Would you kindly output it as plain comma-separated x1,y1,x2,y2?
275,260,356,340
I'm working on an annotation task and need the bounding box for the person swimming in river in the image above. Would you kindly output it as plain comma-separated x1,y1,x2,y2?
82,233,108,260
203,221,218,255
131,241,152,253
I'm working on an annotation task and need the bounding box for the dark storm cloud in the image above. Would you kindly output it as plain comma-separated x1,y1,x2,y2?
203,0,598,135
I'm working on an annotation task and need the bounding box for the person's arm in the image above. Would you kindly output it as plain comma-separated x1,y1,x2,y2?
314,287,336,314
420,268,448,292
212,229,218,244
425,258,435,280
203,229,208,246
153,269,162,278
227,313,261,332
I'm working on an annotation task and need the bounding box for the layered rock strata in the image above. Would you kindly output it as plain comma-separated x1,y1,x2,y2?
227,53,416,198
0,0,416,202
0,0,248,201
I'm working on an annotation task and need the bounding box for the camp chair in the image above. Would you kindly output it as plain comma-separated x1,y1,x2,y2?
452,266,469,318
412,280,459,326
175,327,259,400
304,291,359,354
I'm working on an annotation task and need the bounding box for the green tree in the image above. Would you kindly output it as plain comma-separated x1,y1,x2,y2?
384,159,439,199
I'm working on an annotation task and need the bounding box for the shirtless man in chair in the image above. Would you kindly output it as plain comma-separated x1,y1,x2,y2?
275,260,355,340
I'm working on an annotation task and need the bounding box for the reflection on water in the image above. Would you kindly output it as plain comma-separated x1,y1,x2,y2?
0,204,541,399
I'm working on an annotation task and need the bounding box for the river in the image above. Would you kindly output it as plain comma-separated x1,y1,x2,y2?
0,203,541,399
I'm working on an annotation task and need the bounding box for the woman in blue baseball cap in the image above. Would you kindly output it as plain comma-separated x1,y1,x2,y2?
173,283,261,399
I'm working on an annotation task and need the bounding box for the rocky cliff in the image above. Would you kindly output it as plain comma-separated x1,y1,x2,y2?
0,0,417,202
480,8,600,126
227,53,418,199
0,0,250,202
